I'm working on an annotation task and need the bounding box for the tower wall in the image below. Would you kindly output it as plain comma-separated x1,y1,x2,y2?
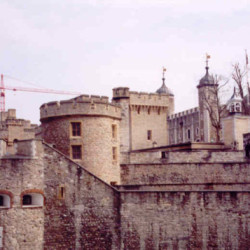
113,88,174,152
40,96,121,184
198,85,218,142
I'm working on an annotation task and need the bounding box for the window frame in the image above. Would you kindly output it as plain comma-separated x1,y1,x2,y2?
71,145,82,160
71,122,82,137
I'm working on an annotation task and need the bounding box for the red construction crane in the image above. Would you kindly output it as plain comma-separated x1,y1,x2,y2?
0,74,82,112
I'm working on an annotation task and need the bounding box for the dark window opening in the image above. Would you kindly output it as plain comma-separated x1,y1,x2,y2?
23,195,32,205
112,147,117,161
161,152,166,159
112,124,117,139
72,145,82,159
187,129,191,140
71,122,81,136
60,187,65,199
147,130,152,140
0,196,3,206
245,144,250,158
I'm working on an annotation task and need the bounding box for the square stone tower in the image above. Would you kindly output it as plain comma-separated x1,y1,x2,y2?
112,86,174,155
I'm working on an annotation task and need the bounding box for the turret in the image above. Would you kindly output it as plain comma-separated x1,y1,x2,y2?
197,54,218,142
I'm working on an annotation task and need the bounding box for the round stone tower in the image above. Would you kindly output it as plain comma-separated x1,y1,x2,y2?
40,95,121,184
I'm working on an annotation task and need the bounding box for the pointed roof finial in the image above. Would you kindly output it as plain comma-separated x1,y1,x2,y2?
162,66,167,85
198,54,214,86
205,53,211,72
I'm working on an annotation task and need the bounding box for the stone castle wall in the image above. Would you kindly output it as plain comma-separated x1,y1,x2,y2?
128,149,245,164
0,141,44,249
120,191,249,249
120,162,249,185
0,109,36,154
130,105,168,150
43,143,120,249
168,107,200,144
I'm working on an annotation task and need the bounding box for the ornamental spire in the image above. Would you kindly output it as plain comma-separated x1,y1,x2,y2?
162,67,167,85
205,53,211,74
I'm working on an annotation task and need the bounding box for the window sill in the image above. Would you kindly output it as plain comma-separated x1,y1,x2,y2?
22,205,43,209
0,206,10,209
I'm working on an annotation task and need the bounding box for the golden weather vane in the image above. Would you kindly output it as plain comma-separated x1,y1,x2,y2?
205,53,211,67
162,66,167,78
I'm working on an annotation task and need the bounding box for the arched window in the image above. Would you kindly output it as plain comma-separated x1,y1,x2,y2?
21,190,44,207
0,192,12,208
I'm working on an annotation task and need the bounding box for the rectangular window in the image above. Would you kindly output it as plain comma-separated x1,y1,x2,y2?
112,124,117,139
147,130,152,140
72,145,82,159
71,122,81,136
112,147,117,161
58,185,65,199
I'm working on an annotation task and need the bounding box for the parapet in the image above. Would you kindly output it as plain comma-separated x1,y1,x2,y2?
112,87,173,107
0,139,43,158
40,95,121,121
129,91,172,107
168,107,199,120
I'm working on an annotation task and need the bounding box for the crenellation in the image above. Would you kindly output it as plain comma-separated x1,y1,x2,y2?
168,107,199,120
40,98,121,121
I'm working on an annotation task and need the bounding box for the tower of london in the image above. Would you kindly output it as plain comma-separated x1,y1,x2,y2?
0,64,249,249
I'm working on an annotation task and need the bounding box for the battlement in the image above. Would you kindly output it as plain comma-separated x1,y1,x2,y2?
5,119,31,127
0,109,16,121
72,94,109,103
40,95,121,121
168,107,199,119
113,87,173,107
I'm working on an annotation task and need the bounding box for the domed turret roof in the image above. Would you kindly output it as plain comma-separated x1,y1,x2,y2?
156,82,174,95
199,66,214,86
156,68,174,95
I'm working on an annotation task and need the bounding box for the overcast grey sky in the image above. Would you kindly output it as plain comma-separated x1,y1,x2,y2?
1,0,250,124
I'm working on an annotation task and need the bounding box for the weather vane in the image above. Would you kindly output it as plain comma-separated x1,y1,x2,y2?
162,67,167,78
206,53,211,67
